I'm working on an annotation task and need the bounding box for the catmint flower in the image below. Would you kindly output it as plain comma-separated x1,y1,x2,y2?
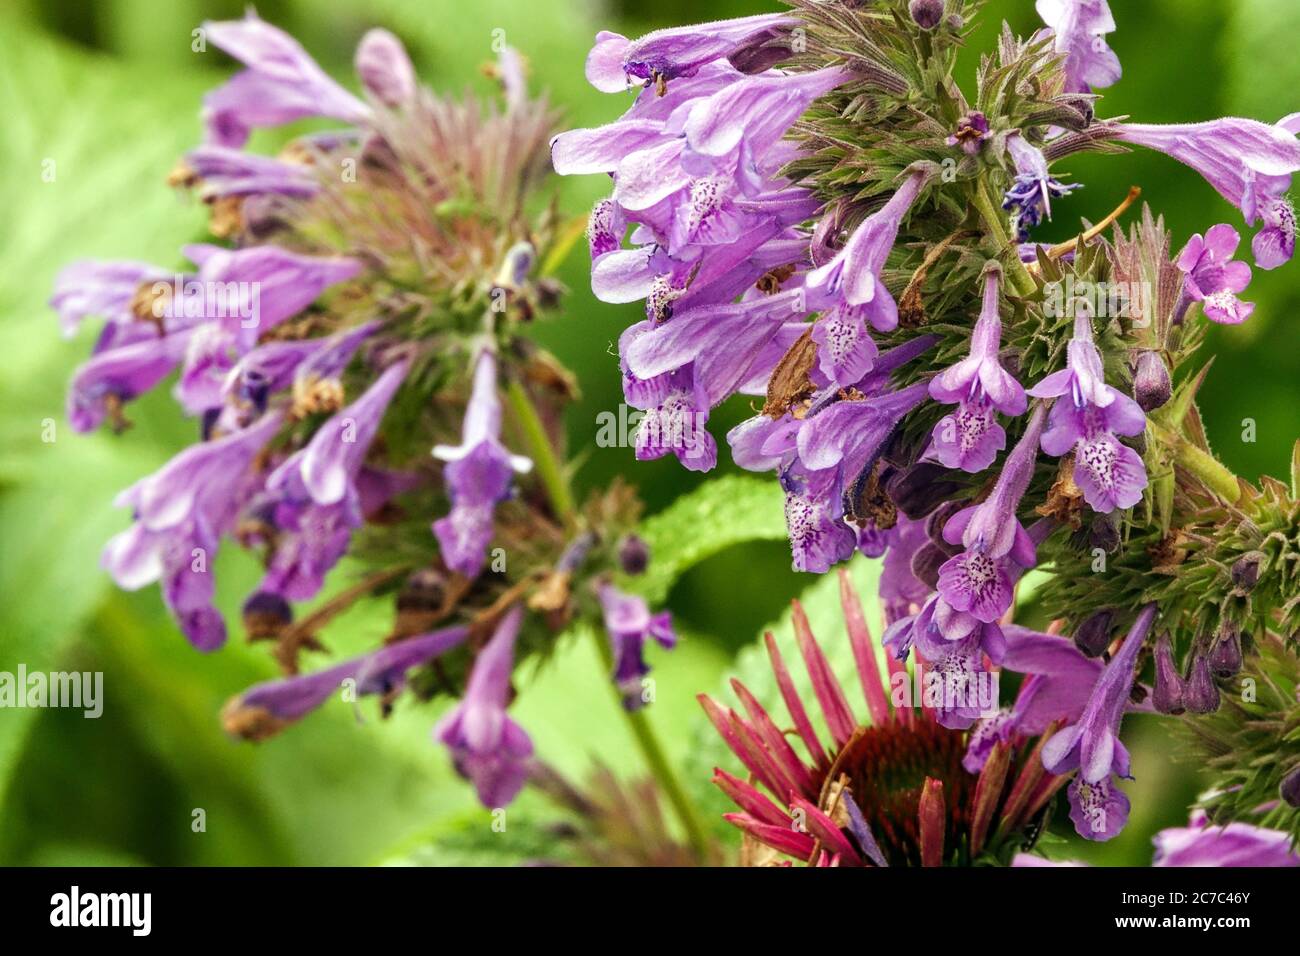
617,534,650,575
1151,631,1186,715
432,348,532,577
434,605,534,808
1175,224,1256,325
946,111,990,155
1183,648,1220,714
1152,810,1300,866
201,12,371,147
1132,350,1171,411
178,145,319,202
927,265,1027,473
101,411,285,650
67,331,194,433
1042,603,1157,841
1035,0,1121,94
50,260,168,342
1231,551,1264,592
1029,309,1148,513
1002,132,1080,239
222,624,469,739
1115,115,1300,268
596,582,676,709
354,28,417,107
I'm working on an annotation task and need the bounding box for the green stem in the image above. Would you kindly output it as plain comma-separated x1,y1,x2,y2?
505,376,712,861
1149,420,1243,504
972,177,1037,297
505,379,577,526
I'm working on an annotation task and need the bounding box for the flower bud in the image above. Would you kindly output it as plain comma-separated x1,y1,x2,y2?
618,534,650,576
355,29,417,107
1133,350,1171,412
1073,608,1114,658
1231,550,1264,592
1208,623,1244,678
1151,632,1186,714
242,590,293,639
911,541,949,589
1183,650,1220,714
1281,765,1300,809
1089,511,1120,554
909,0,945,30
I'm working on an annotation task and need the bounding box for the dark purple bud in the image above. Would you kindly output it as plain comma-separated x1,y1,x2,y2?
1281,765,1300,809
1133,351,1171,412
242,590,293,639
1151,631,1186,714
727,26,794,74
1183,650,1220,714
1231,551,1264,592
888,462,964,519
909,0,945,30
1089,511,1120,553
1073,608,1114,658
910,542,949,590
1208,623,1243,678
618,534,650,576
925,500,966,553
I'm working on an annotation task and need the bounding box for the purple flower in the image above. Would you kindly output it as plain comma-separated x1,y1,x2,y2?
597,582,676,710
181,145,319,200
50,260,166,342
1152,810,1300,867
354,28,416,107
811,302,879,388
432,348,531,577
806,168,931,330
101,411,284,650
67,330,193,433
906,597,1006,730
946,111,990,155
927,266,1027,472
433,605,534,808
1029,311,1148,513
1115,115,1300,268
1175,224,1255,325
584,14,799,91
223,624,469,737
1035,0,1121,94
1002,133,1080,240
1042,603,1158,841
202,12,371,147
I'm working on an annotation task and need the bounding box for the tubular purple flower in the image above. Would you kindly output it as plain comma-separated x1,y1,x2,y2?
946,112,990,155
433,605,534,808
201,13,371,147
1041,603,1157,841
67,330,194,432
1175,224,1255,325
597,582,676,710
224,624,470,733
432,348,532,577
806,168,931,327
1002,132,1080,239
181,145,319,200
1035,0,1121,94
1029,310,1148,513
1115,116,1300,268
1152,810,1300,867
50,260,167,341
354,28,416,107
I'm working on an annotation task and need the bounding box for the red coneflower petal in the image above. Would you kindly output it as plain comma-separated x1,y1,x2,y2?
765,631,827,765
791,599,857,748
838,567,891,727
713,768,791,828
730,678,819,799
919,776,946,867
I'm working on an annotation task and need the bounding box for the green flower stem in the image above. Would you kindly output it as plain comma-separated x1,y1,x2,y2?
505,377,712,861
1149,420,1243,505
972,178,1037,298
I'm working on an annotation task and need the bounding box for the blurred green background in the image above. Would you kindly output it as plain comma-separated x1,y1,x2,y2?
1,0,1297,866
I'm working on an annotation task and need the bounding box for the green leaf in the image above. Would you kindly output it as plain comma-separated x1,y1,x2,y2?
630,475,788,604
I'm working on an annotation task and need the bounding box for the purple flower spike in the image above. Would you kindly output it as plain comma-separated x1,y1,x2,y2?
928,266,1027,472
201,12,371,147
433,605,534,809
597,582,676,710
432,349,532,577
1116,116,1300,268
102,411,284,650
354,28,417,107
1176,224,1256,325
1029,311,1148,513
1035,0,1121,94
225,624,469,735
1042,603,1158,842
807,168,930,328
1002,133,1080,240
